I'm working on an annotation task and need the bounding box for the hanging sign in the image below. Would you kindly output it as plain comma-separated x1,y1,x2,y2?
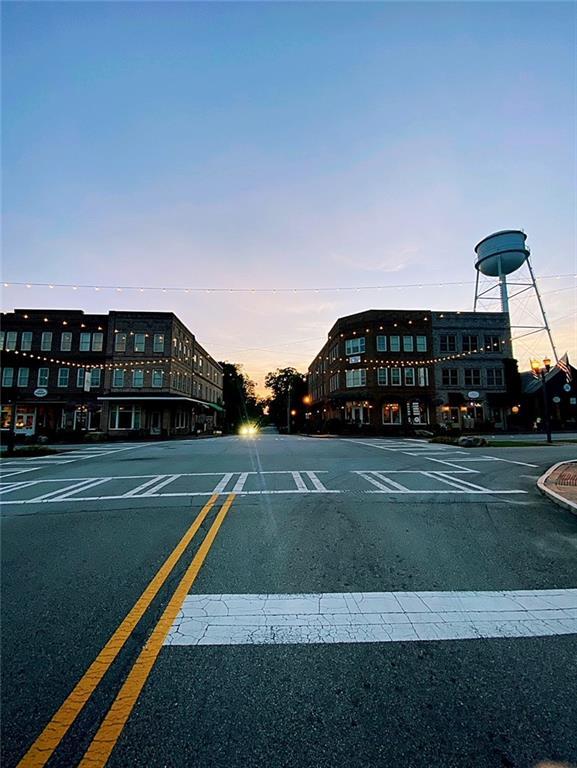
467,391,480,399
563,383,572,393
34,388,47,398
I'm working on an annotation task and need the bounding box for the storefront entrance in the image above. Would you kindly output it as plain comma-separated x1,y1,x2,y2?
15,407,36,436
150,411,162,435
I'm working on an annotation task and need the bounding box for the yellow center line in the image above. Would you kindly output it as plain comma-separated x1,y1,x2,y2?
17,494,220,768
78,492,236,768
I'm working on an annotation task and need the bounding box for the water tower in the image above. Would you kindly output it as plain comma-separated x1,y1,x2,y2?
473,229,558,359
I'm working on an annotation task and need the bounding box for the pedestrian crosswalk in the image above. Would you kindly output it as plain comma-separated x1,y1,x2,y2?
0,443,154,478
0,467,526,505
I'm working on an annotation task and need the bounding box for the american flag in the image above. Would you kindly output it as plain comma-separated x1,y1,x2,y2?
557,353,572,384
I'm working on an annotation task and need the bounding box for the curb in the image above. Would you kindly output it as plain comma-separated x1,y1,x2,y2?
537,460,577,516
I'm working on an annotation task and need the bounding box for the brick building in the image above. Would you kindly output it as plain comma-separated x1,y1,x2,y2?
1,309,223,439
307,309,516,433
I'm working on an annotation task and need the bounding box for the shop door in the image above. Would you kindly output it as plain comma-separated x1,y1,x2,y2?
150,412,161,435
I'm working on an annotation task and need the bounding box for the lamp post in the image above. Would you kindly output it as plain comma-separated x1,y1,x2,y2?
531,357,552,444
286,382,292,434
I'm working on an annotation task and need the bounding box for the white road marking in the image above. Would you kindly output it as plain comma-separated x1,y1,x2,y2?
480,455,539,468
304,471,330,492
121,475,167,497
291,471,308,492
141,474,180,496
212,473,234,494
233,472,249,493
52,477,112,501
0,469,527,504
165,589,577,646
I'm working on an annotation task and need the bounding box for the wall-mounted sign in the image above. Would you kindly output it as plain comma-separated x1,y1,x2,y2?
33,388,48,398
570,397,576,405
348,355,361,364
552,396,561,404
467,391,480,399
563,383,572,393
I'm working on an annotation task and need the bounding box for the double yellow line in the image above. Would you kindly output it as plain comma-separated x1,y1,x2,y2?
18,493,236,768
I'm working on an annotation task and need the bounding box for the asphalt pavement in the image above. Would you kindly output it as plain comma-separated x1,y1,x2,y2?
1,434,576,768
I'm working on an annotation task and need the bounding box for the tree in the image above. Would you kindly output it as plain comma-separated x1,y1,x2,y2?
219,362,263,433
264,367,308,431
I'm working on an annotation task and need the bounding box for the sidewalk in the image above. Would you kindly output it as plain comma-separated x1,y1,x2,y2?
538,461,577,515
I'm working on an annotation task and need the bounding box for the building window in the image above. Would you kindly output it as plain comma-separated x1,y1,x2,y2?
112,369,125,388
41,331,53,351
382,403,401,424
115,332,127,352
390,367,401,386
416,335,427,352
442,368,458,386
390,336,400,352
17,368,30,387
404,367,415,385
464,369,481,386
21,332,33,351
153,334,165,353
77,369,85,388
90,369,102,387
2,367,14,387
462,335,478,353
134,333,146,352
132,369,144,388
484,335,500,352
61,332,72,351
57,368,69,387
0,331,4,349
403,336,414,352
417,367,429,386
487,368,504,387
78,333,90,352
329,373,339,392
152,369,164,388
377,367,388,386
440,334,456,353
5,331,17,351
329,344,339,362
345,369,366,388
92,332,104,352
376,335,387,352
345,337,366,356
109,405,142,430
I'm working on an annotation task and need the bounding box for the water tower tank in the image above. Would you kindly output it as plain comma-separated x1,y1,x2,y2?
474,230,529,277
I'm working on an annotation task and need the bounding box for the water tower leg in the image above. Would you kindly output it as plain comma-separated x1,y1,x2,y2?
473,270,480,311
499,273,509,315
526,257,559,361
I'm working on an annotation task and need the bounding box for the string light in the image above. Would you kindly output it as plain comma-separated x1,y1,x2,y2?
0,273,572,294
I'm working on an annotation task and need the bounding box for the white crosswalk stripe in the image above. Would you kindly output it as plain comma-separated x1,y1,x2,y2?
165,589,577,646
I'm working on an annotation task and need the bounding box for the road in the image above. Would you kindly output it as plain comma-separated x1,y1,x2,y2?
1,433,576,768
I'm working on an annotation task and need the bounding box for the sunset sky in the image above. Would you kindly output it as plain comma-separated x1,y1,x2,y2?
3,1,575,396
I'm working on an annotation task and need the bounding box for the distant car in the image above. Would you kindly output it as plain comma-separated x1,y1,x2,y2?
239,423,258,436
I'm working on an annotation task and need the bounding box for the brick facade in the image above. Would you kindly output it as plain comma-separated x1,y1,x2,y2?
1,309,223,439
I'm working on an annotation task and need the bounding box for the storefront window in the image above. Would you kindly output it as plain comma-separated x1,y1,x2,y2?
109,405,142,430
382,403,401,424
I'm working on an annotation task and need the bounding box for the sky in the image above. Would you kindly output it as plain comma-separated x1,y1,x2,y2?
2,1,576,395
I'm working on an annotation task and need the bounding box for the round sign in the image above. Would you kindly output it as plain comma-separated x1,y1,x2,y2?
552,396,561,404
34,388,48,398
467,391,480,399
563,383,572,393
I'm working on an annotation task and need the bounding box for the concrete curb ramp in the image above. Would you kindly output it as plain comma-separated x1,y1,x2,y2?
537,460,577,516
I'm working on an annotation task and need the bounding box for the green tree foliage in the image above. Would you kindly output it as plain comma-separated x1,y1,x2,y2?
264,367,307,431
219,362,263,433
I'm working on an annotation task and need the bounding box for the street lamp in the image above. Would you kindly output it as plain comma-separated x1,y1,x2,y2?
530,357,552,444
